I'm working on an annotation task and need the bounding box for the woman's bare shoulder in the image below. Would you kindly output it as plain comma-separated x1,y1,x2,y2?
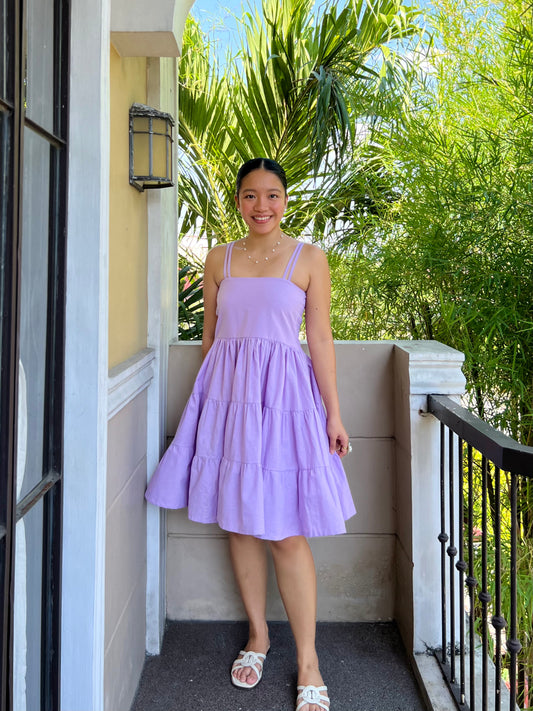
205,241,237,284
300,242,329,271
204,242,227,271
205,242,227,262
288,241,328,291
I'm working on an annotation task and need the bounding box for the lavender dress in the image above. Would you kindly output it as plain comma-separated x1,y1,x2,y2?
145,241,356,540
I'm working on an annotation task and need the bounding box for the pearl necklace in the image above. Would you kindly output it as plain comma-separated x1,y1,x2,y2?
242,237,282,264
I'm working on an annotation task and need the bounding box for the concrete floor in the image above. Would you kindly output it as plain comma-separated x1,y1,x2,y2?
131,620,428,711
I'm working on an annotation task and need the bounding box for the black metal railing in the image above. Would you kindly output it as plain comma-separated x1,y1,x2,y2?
428,395,533,711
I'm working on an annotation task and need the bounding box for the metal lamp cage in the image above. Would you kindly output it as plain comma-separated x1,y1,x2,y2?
129,103,175,191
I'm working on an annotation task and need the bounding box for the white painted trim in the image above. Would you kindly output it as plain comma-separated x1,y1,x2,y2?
110,0,195,56
145,57,179,655
111,32,180,58
108,348,155,420
61,0,110,708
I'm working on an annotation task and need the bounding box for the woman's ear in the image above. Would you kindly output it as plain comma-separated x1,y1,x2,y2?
234,194,240,210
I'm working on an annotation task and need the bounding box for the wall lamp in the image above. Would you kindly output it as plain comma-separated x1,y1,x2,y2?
129,103,175,191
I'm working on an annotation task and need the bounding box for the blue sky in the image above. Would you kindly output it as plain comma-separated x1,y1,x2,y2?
192,0,243,25
191,0,434,24
191,0,433,57
191,0,244,55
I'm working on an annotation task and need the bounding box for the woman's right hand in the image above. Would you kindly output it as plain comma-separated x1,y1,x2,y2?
326,415,350,458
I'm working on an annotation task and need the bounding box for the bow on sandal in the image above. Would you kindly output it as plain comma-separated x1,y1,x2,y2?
231,650,267,689
296,684,330,711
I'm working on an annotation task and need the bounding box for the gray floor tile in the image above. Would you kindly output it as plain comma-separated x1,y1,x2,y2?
131,621,428,711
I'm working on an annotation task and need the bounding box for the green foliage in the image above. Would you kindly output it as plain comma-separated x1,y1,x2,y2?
329,0,533,446
178,255,204,340
322,3,533,698
464,453,533,705
177,0,423,249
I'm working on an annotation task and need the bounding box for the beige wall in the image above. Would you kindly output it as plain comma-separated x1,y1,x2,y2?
108,46,148,369
105,391,148,711
164,341,398,622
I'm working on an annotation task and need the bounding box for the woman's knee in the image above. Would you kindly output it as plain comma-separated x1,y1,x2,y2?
228,531,266,551
269,535,308,557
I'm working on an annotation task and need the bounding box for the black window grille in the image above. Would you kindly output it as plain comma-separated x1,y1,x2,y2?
0,1,69,710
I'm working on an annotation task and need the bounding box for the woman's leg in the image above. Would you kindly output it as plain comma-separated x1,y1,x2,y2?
228,532,270,685
269,536,329,711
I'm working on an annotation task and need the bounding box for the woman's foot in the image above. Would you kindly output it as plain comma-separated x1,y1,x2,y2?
296,659,329,711
296,683,329,711
231,629,270,687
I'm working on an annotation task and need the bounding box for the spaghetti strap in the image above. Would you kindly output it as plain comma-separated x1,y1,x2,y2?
223,242,235,279
282,242,304,281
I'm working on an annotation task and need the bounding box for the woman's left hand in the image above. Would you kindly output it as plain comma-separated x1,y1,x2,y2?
326,416,351,458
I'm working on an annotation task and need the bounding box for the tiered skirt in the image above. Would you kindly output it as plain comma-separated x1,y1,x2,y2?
145,337,355,540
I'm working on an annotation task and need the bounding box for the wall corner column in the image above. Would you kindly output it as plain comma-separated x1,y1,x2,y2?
61,0,111,707
393,340,466,655
145,55,179,654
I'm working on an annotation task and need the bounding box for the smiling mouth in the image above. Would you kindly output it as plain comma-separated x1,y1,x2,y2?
253,216,271,222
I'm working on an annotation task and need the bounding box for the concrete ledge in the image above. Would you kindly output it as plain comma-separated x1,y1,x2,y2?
413,646,520,711
394,339,466,397
413,654,458,711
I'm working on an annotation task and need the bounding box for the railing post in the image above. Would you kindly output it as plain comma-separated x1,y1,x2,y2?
393,341,466,656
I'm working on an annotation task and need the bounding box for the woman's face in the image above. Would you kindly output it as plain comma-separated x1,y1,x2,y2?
235,168,288,236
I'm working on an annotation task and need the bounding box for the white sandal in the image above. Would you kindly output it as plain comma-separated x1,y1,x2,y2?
296,684,330,711
231,649,267,689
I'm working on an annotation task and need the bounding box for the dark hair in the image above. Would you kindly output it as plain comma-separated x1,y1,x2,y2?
235,158,288,196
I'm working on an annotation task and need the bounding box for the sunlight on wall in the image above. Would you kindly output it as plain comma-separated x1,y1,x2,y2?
109,46,148,369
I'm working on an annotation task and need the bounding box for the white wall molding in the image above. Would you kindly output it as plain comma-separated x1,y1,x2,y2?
108,348,155,420
110,0,195,56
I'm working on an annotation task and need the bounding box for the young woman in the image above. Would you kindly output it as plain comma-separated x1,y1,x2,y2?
146,158,356,711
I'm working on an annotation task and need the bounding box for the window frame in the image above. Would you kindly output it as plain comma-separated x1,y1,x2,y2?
0,0,69,709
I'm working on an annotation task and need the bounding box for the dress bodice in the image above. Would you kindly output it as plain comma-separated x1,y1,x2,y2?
215,277,306,350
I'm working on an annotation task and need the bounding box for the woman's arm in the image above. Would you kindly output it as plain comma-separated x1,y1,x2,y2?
201,245,224,360
303,245,350,458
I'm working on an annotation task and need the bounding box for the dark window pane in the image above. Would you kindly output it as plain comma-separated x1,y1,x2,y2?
0,0,7,100
0,109,10,331
0,109,13,501
13,498,43,711
25,0,54,132
17,127,50,502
